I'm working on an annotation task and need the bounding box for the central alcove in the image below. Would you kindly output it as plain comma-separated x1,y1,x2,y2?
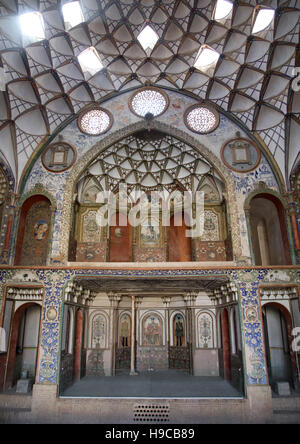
69,129,232,263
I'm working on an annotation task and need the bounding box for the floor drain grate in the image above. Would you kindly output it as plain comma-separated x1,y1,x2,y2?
134,404,170,423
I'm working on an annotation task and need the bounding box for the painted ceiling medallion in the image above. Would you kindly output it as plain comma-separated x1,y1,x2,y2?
129,88,169,119
77,107,113,136
42,141,77,173
184,104,220,134
221,133,261,173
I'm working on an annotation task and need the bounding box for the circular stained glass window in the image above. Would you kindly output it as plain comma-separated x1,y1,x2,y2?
184,104,220,134
78,107,113,136
129,87,169,118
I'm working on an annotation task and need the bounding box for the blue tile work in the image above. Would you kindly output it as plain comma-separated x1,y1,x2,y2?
0,267,299,386
230,156,279,195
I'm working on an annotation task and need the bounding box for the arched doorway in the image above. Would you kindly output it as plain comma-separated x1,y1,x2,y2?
169,212,192,262
5,303,41,389
248,193,291,265
262,303,294,388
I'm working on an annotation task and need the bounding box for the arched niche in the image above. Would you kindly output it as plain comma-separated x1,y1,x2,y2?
170,312,186,347
141,312,164,347
90,311,108,349
119,312,131,348
67,123,239,264
197,311,215,349
5,302,41,389
262,302,296,388
14,194,54,266
246,190,292,265
60,120,242,263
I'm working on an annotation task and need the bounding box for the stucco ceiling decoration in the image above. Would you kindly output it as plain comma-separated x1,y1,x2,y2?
0,0,299,186
76,130,224,202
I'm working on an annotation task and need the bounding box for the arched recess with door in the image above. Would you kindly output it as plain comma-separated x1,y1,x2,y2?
262,302,297,389
14,194,54,266
5,302,42,389
245,189,292,265
68,125,237,264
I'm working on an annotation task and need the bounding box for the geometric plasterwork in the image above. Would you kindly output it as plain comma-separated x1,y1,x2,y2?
76,130,224,199
0,1,299,186
59,121,243,264
0,167,8,204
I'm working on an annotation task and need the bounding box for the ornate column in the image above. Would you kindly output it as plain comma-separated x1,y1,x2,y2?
130,295,138,376
108,292,122,376
1,193,19,265
184,291,197,375
162,296,171,347
235,270,272,422
286,191,300,261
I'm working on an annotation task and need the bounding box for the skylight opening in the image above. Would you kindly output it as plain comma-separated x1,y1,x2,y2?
252,8,275,34
137,25,159,52
194,46,220,71
78,47,104,77
214,0,233,21
19,11,45,43
62,1,84,30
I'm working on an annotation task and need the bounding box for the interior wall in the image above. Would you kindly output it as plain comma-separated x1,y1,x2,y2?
250,196,289,265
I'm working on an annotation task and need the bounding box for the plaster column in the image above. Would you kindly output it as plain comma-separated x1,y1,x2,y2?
162,296,171,347
184,292,197,375
1,193,19,265
236,274,273,422
130,295,138,376
108,292,122,376
286,192,300,251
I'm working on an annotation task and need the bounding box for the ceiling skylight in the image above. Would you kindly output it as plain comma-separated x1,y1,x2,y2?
19,11,45,43
214,0,233,21
129,88,169,118
62,1,84,30
194,45,220,72
252,8,275,34
78,107,113,136
78,47,104,77
137,25,159,52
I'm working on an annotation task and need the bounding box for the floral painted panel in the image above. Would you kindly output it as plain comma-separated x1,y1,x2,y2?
91,314,106,349
198,313,213,348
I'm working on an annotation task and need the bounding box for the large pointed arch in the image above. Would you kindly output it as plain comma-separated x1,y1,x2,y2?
57,120,242,263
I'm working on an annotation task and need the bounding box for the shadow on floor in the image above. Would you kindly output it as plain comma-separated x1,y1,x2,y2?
61,369,243,398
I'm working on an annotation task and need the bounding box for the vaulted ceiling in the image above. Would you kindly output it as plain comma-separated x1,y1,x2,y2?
0,0,299,189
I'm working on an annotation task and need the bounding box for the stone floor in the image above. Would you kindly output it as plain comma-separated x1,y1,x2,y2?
61,370,243,398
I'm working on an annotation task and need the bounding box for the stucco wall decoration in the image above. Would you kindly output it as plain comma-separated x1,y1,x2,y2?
42,141,77,173
221,134,261,173
21,90,281,265
0,266,298,388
